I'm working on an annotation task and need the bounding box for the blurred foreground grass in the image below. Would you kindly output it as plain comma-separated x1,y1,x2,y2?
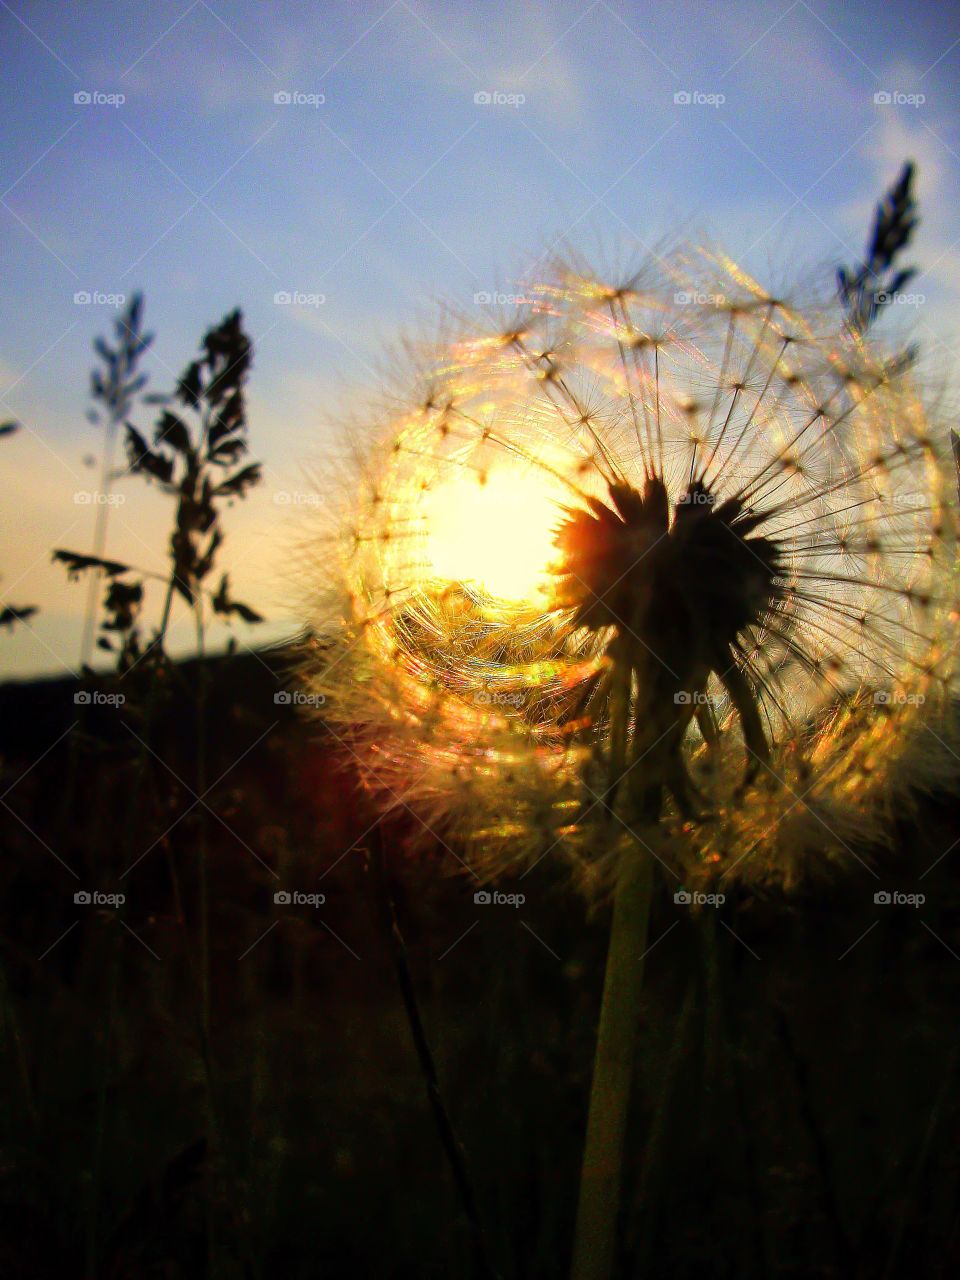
0,646,959,1278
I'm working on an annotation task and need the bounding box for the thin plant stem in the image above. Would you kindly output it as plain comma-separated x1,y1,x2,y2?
883,1038,960,1279
624,971,697,1263
193,597,210,1038
366,827,501,1280
570,843,655,1280
193,593,221,1276
79,416,120,669
773,1004,855,1276
61,409,123,850
84,922,120,1280
83,571,180,1278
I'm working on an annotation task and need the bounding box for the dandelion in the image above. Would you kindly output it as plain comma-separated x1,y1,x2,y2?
306,243,958,1280
310,245,957,891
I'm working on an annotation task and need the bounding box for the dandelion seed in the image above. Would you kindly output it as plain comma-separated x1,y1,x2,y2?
308,246,959,893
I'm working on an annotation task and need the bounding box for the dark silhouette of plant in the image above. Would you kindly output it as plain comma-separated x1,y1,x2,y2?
0,421,38,634
55,308,263,670
79,295,153,667
837,161,918,336
124,307,264,642
52,309,265,1276
54,550,147,671
0,604,37,631
838,163,959,495
99,580,144,670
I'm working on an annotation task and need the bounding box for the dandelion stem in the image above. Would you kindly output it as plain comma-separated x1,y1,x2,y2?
570,842,655,1280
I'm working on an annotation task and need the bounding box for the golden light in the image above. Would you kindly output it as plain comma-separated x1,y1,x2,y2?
422,464,565,602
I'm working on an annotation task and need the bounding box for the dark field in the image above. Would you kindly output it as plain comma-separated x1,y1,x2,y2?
1,648,959,1278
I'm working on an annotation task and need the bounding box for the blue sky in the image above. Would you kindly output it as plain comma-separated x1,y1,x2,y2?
1,0,958,677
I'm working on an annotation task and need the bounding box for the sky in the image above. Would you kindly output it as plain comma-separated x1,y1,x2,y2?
1,0,958,678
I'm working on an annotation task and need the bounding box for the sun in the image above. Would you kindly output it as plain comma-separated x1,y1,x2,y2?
422,463,564,603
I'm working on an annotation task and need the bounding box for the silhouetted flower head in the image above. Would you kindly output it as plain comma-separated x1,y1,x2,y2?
307,247,959,896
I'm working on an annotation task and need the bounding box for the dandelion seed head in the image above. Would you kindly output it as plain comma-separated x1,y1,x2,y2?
307,246,959,895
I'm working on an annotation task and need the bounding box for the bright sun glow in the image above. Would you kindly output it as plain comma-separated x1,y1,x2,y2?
423,465,564,602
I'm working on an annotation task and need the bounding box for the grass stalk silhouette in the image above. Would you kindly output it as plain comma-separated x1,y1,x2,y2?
78,294,152,669
366,828,502,1280
59,303,264,1277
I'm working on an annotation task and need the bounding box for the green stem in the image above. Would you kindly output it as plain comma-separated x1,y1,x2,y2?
570,844,654,1280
